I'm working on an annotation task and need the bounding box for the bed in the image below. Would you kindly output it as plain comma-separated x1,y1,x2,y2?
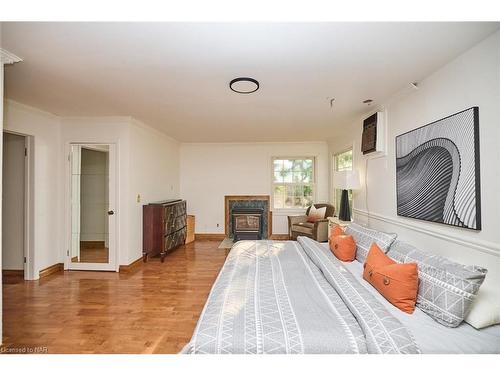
182,237,500,354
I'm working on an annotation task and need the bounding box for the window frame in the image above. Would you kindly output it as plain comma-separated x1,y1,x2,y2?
332,148,354,216
271,156,317,211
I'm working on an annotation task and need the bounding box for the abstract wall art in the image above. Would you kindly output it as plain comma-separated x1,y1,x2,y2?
395,107,481,230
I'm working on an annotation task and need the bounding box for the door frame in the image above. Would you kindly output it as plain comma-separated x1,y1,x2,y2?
2,130,35,280
64,142,119,272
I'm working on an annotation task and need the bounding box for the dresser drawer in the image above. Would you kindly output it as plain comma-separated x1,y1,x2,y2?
165,214,186,234
165,227,187,251
164,200,186,220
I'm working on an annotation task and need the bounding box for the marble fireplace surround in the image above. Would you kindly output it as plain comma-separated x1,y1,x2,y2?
224,195,272,239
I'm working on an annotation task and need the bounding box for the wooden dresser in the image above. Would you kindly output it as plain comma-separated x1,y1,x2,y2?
143,199,187,262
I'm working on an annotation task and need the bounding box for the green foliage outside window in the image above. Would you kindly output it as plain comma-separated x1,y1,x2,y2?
273,158,314,209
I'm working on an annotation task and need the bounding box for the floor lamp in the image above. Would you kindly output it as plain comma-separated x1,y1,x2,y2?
333,170,360,221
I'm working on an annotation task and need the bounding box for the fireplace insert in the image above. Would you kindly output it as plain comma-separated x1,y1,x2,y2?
231,208,263,241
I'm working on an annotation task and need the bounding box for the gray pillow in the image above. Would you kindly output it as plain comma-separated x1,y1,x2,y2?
344,223,397,263
387,240,487,328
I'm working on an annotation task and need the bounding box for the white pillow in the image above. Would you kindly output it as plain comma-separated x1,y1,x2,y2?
307,205,327,222
465,287,500,329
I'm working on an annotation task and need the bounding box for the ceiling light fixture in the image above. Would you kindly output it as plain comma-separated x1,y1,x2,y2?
363,99,374,105
229,77,259,94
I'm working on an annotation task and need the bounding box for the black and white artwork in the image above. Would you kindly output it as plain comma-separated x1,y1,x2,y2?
395,107,481,230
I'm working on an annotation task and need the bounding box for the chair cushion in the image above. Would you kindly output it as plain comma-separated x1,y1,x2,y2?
387,240,487,327
345,223,397,263
292,222,314,235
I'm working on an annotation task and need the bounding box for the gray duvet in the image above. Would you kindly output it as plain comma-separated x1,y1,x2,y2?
183,237,424,354
182,237,500,354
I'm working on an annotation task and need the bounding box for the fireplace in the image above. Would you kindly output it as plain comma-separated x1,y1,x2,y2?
224,195,271,240
232,208,263,241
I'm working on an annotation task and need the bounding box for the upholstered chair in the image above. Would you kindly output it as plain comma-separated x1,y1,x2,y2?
287,203,335,242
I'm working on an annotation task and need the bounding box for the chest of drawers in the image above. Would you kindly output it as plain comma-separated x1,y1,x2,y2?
143,199,187,262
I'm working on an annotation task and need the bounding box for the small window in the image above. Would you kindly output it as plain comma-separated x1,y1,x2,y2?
272,157,315,209
333,149,353,214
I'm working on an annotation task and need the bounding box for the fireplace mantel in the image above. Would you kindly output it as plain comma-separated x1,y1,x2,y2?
224,195,272,239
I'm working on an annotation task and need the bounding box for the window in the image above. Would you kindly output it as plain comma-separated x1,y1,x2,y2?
333,149,353,214
272,157,315,209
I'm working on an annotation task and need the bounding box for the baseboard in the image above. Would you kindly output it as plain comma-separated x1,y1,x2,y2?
119,257,143,273
80,241,106,248
2,270,24,277
195,233,226,241
39,263,64,278
270,234,290,240
195,233,289,241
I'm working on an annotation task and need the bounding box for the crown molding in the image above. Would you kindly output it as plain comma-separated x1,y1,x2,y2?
0,48,23,65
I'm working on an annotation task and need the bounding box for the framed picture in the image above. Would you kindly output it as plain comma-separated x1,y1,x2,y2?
395,107,481,230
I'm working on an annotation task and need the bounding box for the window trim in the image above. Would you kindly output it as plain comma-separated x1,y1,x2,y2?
332,147,354,214
271,156,317,211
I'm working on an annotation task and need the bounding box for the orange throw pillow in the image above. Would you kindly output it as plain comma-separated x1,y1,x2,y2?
363,243,419,314
330,235,356,262
331,225,344,237
328,225,344,245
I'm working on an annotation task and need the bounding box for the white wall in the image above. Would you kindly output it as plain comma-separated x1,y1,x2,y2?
127,119,180,264
3,101,62,275
54,115,181,266
180,142,329,235
327,30,500,293
1,103,181,271
2,132,25,270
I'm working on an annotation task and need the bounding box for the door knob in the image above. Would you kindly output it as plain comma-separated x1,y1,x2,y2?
107,210,115,215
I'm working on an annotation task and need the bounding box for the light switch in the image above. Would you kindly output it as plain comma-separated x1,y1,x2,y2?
137,194,141,203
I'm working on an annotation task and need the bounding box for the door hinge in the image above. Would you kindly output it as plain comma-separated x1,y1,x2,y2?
24,256,27,264
25,148,27,157
67,250,69,256
68,154,71,162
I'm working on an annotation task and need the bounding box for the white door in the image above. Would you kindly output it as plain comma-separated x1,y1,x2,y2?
67,143,117,271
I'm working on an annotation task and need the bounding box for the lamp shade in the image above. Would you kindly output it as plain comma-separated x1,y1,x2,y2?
333,170,361,190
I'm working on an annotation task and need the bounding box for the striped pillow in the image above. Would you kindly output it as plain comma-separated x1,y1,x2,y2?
344,223,397,263
387,240,487,327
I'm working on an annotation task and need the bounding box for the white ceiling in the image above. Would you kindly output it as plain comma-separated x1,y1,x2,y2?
2,22,499,142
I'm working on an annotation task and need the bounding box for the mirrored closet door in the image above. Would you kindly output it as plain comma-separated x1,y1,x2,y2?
68,143,117,271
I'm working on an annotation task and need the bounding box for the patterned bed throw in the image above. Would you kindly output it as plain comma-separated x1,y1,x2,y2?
182,238,420,354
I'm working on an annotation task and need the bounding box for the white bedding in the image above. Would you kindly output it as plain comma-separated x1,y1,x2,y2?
329,243,500,354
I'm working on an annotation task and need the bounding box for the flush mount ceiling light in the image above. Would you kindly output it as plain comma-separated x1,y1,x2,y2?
363,99,374,105
229,77,259,94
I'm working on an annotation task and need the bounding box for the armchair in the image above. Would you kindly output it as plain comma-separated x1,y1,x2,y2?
287,203,335,242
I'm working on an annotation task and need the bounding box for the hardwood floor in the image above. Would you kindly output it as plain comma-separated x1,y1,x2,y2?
77,242,109,263
1,240,229,354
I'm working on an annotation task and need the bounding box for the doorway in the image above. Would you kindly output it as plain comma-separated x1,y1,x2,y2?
67,144,117,271
2,131,34,280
